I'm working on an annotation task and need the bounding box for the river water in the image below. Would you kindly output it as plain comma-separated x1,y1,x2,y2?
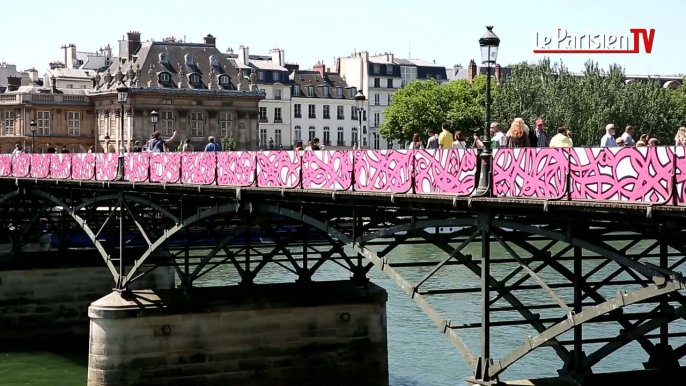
2,239,685,385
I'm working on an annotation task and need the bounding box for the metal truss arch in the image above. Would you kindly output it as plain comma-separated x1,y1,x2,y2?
488,277,686,379
120,203,239,288
3,189,119,281
73,193,179,223
492,220,677,284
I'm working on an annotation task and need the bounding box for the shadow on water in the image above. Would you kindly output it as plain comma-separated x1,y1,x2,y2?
1,334,89,386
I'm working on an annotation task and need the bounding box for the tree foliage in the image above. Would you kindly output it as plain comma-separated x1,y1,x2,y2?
381,59,686,146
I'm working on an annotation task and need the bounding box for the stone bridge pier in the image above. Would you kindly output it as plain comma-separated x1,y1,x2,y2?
87,281,389,386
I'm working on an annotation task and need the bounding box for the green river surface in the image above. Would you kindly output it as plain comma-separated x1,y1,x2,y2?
2,239,686,385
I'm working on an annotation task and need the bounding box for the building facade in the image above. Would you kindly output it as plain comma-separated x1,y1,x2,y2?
290,63,360,148
224,46,292,149
0,86,95,153
90,32,264,151
336,52,447,149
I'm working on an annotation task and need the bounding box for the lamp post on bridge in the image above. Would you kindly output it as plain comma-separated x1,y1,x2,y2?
355,91,366,149
116,86,129,180
472,26,500,197
29,120,36,153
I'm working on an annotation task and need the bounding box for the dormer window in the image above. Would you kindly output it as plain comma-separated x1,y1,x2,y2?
219,75,229,85
210,55,219,66
373,64,380,74
185,54,194,66
243,70,251,78
350,87,357,98
387,64,394,74
321,86,329,97
257,71,264,81
189,74,201,83
307,86,314,97
273,72,280,82
159,72,171,82
293,86,300,97
337,87,343,98
159,53,168,64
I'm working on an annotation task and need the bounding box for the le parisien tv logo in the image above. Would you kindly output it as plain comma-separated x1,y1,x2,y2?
534,27,655,53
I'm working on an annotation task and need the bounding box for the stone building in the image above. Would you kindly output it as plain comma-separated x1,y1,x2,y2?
0,84,95,153
90,32,265,152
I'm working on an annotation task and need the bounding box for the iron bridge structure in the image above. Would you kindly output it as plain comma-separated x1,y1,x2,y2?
2,147,686,384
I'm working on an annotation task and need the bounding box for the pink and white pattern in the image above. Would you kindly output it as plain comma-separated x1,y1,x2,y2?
95,153,118,181
492,148,569,198
413,149,477,195
302,150,353,190
150,153,181,183
569,147,672,202
30,154,50,178
354,150,412,192
50,154,72,179
181,152,217,185
72,153,95,180
12,154,30,178
217,151,256,186
124,153,150,182
0,155,11,177
256,151,301,188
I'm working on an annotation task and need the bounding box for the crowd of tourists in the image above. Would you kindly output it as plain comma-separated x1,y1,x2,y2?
409,115,672,150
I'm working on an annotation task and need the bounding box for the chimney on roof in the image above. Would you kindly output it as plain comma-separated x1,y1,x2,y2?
203,34,216,46
238,45,249,66
468,59,477,83
6,76,21,91
313,61,325,78
27,68,39,83
50,75,57,93
126,31,142,61
269,48,285,66
62,44,77,69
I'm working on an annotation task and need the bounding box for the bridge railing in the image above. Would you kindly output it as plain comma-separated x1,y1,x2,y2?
1,146,685,204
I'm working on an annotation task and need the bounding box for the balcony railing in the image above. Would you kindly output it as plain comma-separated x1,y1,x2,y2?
0,93,89,105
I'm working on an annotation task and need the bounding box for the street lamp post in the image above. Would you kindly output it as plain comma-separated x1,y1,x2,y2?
29,120,37,153
150,110,159,131
355,91,366,149
116,86,129,180
472,26,500,197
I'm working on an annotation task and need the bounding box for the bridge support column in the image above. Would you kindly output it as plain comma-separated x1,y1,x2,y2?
0,262,174,342
87,280,388,386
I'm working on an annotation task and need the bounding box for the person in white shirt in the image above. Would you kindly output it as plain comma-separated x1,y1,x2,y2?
452,131,467,149
491,122,505,147
620,126,635,146
600,124,617,147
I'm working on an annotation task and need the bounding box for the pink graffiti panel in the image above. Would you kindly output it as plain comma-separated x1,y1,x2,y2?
302,150,353,190
124,153,150,182
11,154,30,177
181,152,217,184
72,153,95,180
492,148,569,198
413,149,477,195
256,151,301,188
0,155,11,177
29,154,50,178
217,151,256,186
95,153,119,181
674,147,686,203
49,154,72,179
570,147,672,202
150,153,181,183
354,150,412,192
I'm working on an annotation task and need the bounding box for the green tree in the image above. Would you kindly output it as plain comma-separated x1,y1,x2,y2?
221,134,236,151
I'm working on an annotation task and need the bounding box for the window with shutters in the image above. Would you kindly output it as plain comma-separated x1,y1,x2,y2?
161,111,174,136
220,112,232,138
4,111,15,135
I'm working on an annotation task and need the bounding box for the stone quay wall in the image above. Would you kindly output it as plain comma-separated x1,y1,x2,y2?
0,265,174,341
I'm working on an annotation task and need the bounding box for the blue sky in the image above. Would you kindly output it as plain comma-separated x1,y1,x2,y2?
1,0,681,76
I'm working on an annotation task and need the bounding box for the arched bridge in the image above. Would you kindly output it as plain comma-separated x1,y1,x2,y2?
1,147,686,384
